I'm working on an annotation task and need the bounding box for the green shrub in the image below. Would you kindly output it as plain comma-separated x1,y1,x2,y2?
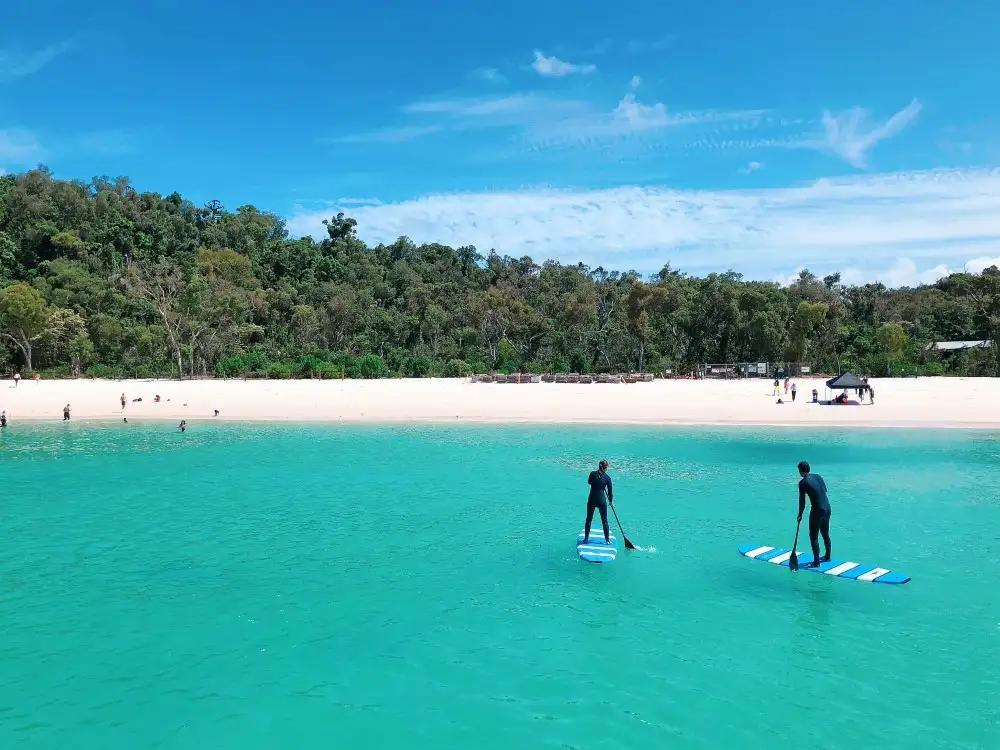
442,359,471,377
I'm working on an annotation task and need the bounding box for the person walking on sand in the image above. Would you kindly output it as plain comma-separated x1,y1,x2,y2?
784,377,790,395
63,404,71,421
580,459,613,546
791,382,797,402
120,393,127,410
13,372,20,387
796,461,832,567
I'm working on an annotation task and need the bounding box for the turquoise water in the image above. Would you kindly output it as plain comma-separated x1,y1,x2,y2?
1,422,998,749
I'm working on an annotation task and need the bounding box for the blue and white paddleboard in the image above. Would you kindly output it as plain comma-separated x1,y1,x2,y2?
738,544,910,584
577,530,617,563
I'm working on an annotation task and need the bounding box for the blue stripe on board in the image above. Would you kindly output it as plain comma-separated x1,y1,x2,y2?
737,543,910,584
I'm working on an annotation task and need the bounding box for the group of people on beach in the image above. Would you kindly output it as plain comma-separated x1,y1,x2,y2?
579,458,832,567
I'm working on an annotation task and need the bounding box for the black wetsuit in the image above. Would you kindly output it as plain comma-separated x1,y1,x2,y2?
583,470,613,544
798,472,831,564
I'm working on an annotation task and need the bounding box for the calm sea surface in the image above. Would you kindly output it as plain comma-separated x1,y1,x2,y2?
1,422,998,749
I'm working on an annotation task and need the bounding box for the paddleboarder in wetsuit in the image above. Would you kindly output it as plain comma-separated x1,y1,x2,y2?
797,461,831,567
581,459,613,546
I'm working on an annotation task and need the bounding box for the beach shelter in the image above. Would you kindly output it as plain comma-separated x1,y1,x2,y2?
824,372,869,403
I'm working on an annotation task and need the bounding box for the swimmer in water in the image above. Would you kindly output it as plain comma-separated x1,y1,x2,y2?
178,420,186,432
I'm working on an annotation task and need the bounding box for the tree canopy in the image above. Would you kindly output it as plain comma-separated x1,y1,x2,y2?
1,167,998,379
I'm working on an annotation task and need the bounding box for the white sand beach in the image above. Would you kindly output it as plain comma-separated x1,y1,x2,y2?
0,375,997,429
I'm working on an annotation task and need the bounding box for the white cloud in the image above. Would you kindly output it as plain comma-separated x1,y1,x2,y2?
774,258,957,289
808,99,922,168
629,75,642,90
287,167,1000,287
531,50,596,77
739,161,762,174
0,41,73,81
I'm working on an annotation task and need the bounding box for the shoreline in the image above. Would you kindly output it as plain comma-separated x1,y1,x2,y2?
2,376,999,430
1,414,1000,432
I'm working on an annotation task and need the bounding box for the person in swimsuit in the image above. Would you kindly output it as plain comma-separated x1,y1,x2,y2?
581,459,613,546
797,461,831,567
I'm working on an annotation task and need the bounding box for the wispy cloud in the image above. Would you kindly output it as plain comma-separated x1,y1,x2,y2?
531,50,596,77
739,161,762,174
587,39,614,55
72,129,143,156
0,41,73,81
526,90,768,149
0,129,43,162
403,94,562,118
471,67,506,84
324,84,913,168
806,99,922,168
327,93,591,144
287,168,1000,287
324,124,445,144
626,35,677,54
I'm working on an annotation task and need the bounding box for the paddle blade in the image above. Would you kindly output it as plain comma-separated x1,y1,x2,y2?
623,537,637,550
788,550,799,571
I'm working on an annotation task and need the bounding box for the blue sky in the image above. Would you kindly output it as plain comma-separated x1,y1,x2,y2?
2,0,1000,286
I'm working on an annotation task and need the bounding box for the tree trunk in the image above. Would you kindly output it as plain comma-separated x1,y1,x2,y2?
155,308,184,378
1,333,31,371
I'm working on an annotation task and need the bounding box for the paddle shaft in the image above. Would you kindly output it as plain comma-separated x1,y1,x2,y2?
609,502,637,550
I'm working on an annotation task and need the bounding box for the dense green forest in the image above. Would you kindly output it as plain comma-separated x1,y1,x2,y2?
0,167,997,379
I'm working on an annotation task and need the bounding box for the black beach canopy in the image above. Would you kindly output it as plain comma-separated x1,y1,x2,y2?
825,372,869,391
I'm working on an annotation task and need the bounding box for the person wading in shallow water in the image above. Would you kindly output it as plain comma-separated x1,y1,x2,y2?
580,459,613,546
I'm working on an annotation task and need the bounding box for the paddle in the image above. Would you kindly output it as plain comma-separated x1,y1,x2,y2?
609,502,637,550
788,517,802,571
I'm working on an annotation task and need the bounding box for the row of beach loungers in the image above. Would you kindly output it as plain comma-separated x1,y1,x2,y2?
472,373,656,384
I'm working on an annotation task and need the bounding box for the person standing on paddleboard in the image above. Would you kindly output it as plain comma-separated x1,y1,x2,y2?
581,459,613,546
797,461,831,567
